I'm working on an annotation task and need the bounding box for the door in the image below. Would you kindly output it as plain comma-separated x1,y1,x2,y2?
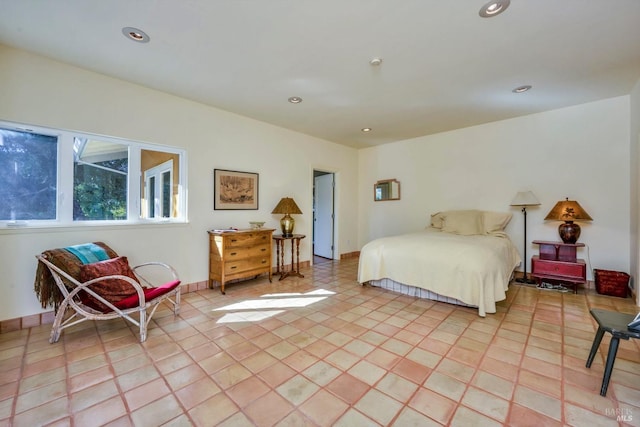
314,173,334,259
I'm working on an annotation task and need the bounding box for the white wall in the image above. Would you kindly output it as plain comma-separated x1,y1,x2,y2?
358,96,631,282
0,45,359,321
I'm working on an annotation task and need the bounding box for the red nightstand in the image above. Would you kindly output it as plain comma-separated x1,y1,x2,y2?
531,240,587,293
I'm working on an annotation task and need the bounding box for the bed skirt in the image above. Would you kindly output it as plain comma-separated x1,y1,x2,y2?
366,278,476,308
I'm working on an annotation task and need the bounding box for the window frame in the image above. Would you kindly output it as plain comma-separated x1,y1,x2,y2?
144,159,174,219
0,120,188,229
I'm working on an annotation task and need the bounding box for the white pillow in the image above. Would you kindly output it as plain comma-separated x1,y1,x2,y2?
483,211,512,234
442,210,484,235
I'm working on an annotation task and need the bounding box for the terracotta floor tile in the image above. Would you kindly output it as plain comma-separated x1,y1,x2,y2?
18,366,66,394
282,349,318,372
73,395,127,426
434,358,475,383
174,376,221,410
326,373,370,404
424,371,467,402
392,357,432,384
324,348,360,371
354,388,403,425
212,362,253,389
409,387,457,424
462,386,509,422
123,377,170,411
244,391,294,427
188,392,240,427
226,376,271,408
391,406,441,427
115,365,160,392
507,403,562,426
69,379,120,413
4,260,640,426
472,370,515,400
513,385,562,421
68,365,113,393
14,380,67,414
276,374,320,405
375,372,418,402
348,360,387,385
299,389,349,427
517,369,562,399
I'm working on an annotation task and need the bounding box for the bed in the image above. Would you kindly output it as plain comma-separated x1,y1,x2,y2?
357,210,521,316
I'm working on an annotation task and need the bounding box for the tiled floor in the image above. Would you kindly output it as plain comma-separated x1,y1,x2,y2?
1,258,640,426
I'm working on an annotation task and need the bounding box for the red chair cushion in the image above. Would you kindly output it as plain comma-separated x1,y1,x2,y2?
78,256,139,312
114,280,181,310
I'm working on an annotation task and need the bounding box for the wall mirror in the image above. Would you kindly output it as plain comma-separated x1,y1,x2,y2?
374,179,400,201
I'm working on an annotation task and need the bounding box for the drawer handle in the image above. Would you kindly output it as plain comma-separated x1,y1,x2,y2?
230,266,237,270
230,252,237,256
230,239,237,243
261,260,267,264
260,248,266,252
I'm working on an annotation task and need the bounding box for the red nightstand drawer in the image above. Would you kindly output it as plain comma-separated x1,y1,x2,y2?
531,256,586,282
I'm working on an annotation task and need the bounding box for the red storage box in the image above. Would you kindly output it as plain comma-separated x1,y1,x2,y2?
594,269,630,298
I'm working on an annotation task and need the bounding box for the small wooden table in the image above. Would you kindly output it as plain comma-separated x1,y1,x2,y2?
273,234,305,280
531,240,586,294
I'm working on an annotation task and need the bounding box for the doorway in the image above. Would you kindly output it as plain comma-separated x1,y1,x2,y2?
313,170,335,263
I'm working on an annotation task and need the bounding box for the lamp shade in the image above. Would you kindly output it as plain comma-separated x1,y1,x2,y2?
545,197,592,244
271,197,302,215
510,191,540,207
544,198,592,222
272,197,302,237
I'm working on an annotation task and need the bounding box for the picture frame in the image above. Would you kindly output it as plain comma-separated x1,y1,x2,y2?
214,169,259,210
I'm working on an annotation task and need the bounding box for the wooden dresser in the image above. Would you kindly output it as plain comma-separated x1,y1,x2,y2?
208,229,274,294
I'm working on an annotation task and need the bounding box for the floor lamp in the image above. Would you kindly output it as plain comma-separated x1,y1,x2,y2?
510,191,540,284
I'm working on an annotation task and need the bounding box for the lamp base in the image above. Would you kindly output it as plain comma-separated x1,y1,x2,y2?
515,277,537,285
559,221,580,244
280,214,295,237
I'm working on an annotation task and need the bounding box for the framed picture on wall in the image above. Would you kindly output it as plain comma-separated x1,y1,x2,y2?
214,169,259,210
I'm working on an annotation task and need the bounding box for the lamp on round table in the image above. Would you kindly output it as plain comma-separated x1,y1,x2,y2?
544,198,592,244
272,197,302,237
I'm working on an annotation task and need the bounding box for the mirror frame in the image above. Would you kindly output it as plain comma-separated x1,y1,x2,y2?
374,179,401,201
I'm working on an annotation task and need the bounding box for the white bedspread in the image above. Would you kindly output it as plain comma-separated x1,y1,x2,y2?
357,229,521,316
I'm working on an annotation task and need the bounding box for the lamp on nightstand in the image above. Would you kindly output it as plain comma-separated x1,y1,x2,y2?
272,197,302,237
544,198,592,244
510,191,541,284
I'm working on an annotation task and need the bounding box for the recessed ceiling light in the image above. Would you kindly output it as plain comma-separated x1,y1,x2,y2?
369,58,383,66
512,85,532,93
122,27,150,43
479,0,510,18
361,128,372,132
288,96,303,104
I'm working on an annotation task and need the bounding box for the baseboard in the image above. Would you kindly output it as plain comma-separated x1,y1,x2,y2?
0,280,207,334
340,251,360,260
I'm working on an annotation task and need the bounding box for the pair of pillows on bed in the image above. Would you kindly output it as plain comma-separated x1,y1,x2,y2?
430,210,512,236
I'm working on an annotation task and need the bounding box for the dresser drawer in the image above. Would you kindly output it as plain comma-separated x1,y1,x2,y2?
224,257,270,275
532,256,586,280
225,231,271,248
223,243,269,259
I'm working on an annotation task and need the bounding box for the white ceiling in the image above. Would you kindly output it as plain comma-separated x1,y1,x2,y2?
1,0,639,149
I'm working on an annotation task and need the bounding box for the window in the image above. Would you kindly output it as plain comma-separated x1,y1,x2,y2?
73,138,128,221
143,158,174,219
0,121,187,227
0,128,58,221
